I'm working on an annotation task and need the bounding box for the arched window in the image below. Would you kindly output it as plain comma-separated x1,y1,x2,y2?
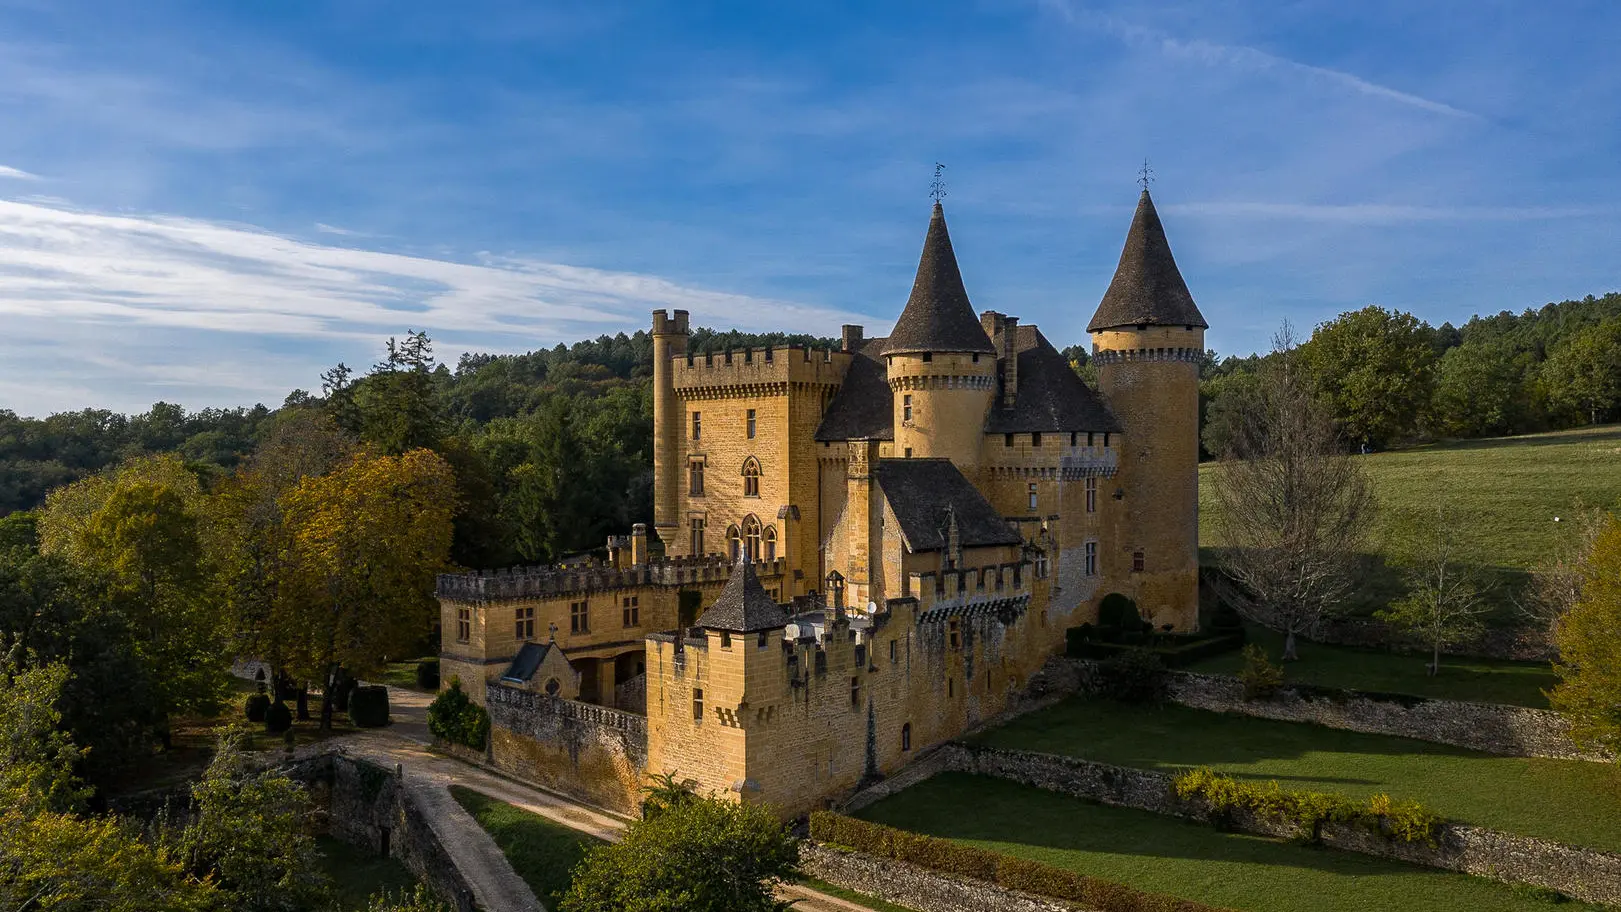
741,457,761,497
901,723,912,751
543,678,561,697
726,525,742,561
763,525,777,561
742,515,762,562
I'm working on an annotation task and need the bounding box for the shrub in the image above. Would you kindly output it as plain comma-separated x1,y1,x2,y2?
263,700,292,734
427,678,489,750
349,686,390,728
243,693,270,723
1173,768,1441,846
1238,644,1284,700
809,812,1217,912
1095,649,1167,705
415,659,440,691
1097,593,1141,631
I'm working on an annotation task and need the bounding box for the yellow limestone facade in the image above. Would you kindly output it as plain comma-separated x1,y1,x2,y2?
438,190,1206,817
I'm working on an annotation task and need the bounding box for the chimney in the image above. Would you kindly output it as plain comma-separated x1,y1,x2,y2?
606,535,625,569
979,310,1005,340
1001,316,1019,408
841,324,864,352
630,523,648,566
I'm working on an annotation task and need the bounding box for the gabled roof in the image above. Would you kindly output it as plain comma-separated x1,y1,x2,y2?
502,641,551,684
985,325,1121,434
874,459,1022,552
697,556,790,632
1087,190,1208,332
814,337,895,441
882,203,996,355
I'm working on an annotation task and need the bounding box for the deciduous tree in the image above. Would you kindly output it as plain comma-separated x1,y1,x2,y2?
1375,509,1491,675
1299,305,1437,448
1549,514,1621,754
1211,325,1376,661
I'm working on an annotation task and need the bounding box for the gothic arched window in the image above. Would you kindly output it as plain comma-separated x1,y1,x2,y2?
726,525,742,561
741,457,761,497
763,525,777,562
742,515,762,562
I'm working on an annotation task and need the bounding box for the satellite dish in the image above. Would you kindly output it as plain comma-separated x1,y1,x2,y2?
867,600,878,614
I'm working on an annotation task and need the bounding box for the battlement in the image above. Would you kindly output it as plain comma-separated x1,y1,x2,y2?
669,346,853,394
438,555,788,602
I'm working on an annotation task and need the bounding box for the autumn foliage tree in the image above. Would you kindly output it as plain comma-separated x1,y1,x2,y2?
274,448,457,727
1549,513,1621,755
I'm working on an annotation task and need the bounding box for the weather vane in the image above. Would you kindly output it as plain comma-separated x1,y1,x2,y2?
930,162,948,203
1138,158,1155,192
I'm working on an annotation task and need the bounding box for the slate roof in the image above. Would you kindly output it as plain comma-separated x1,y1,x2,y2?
501,641,550,684
882,203,996,355
696,556,791,632
1087,190,1208,332
984,325,1121,434
873,459,1022,553
814,337,895,441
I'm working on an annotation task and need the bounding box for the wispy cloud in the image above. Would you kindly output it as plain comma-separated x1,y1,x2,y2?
1038,0,1480,121
0,165,39,180
314,222,362,236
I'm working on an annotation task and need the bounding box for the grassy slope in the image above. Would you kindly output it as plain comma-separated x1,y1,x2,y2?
315,835,419,910
1198,424,1621,619
1185,624,1557,707
974,699,1621,853
856,774,1601,912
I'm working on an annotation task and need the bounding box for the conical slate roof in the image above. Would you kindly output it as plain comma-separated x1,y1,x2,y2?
696,556,790,633
882,203,996,355
1087,190,1208,332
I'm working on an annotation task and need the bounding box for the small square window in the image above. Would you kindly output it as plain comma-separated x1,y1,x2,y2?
1032,432,1042,447
1004,433,1014,447
1133,550,1146,573
902,394,913,424
921,352,932,363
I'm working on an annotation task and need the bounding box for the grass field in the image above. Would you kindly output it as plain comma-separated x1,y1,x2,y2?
974,698,1621,852
1199,424,1621,619
315,835,419,910
1185,624,1557,707
855,773,1600,912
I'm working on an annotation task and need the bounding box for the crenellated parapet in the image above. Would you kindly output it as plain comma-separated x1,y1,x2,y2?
671,346,853,400
437,555,788,603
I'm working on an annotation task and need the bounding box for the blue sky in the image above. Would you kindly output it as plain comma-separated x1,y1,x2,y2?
1,0,1618,416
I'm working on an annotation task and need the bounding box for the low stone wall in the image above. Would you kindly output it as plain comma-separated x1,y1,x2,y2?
485,683,649,814
1160,667,1608,762
801,843,1080,912
940,742,1621,906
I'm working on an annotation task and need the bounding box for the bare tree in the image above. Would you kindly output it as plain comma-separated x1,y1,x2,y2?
1517,505,1607,636
1376,508,1491,675
1210,323,1375,660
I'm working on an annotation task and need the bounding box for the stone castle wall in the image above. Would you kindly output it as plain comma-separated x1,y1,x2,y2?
483,683,649,815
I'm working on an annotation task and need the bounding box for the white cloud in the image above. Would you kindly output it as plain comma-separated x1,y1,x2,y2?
0,165,39,180
314,222,361,236
0,195,874,415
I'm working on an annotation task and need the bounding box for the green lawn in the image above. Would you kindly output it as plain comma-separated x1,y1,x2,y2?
315,835,419,910
1200,424,1621,619
1185,624,1557,707
797,877,923,912
856,773,1600,912
451,786,600,908
974,698,1621,853
379,657,438,693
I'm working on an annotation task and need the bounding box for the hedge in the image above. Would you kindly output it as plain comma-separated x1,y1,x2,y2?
1172,767,1442,846
427,678,490,750
809,812,1228,912
415,658,440,691
244,693,271,723
349,685,391,728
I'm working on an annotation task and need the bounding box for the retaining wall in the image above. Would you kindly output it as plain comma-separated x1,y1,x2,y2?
938,742,1621,906
801,843,1080,912
484,683,649,814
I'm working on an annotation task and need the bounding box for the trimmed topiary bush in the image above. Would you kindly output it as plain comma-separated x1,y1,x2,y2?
427,678,489,750
264,700,293,734
244,693,271,723
349,685,391,728
415,659,440,691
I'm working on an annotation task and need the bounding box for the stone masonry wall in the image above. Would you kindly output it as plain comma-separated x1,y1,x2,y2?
938,742,1621,906
485,683,649,814
801,844,1080,912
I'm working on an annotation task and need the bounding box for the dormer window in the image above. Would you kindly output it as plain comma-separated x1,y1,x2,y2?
921,352,932,362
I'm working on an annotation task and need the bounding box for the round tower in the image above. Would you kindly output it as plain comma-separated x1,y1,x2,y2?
884,203,997,469
1088,189,1207,630
651,308,689,553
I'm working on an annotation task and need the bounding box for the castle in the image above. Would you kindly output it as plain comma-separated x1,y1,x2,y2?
437,189,1206,816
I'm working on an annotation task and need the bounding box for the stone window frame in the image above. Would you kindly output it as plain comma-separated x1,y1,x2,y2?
727,525,742,560
1027,482,1038,512
741,457,762,498
1085,477,1098,513
1133,550,1146,573
622,595,640,628
689,516,706,555
456,606,471,643
763,525,777,561
688,457,705,496
746,408,757,439
569,600,589,635
692,688,704,722
901,722,912,751
742,514,763,562
1084,540,1098,577
902,393,913,425
515,605,535,641
691,410,701,440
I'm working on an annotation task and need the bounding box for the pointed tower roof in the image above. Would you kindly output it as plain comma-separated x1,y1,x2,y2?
696,556,790,633
882,203,996,355
1088,190,1208,332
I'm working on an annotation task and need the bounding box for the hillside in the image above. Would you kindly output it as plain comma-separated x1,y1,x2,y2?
1198,424,1621,619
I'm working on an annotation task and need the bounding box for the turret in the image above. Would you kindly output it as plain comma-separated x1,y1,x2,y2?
652,309,690,552
884,203,997,468
1088,189,1206,630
